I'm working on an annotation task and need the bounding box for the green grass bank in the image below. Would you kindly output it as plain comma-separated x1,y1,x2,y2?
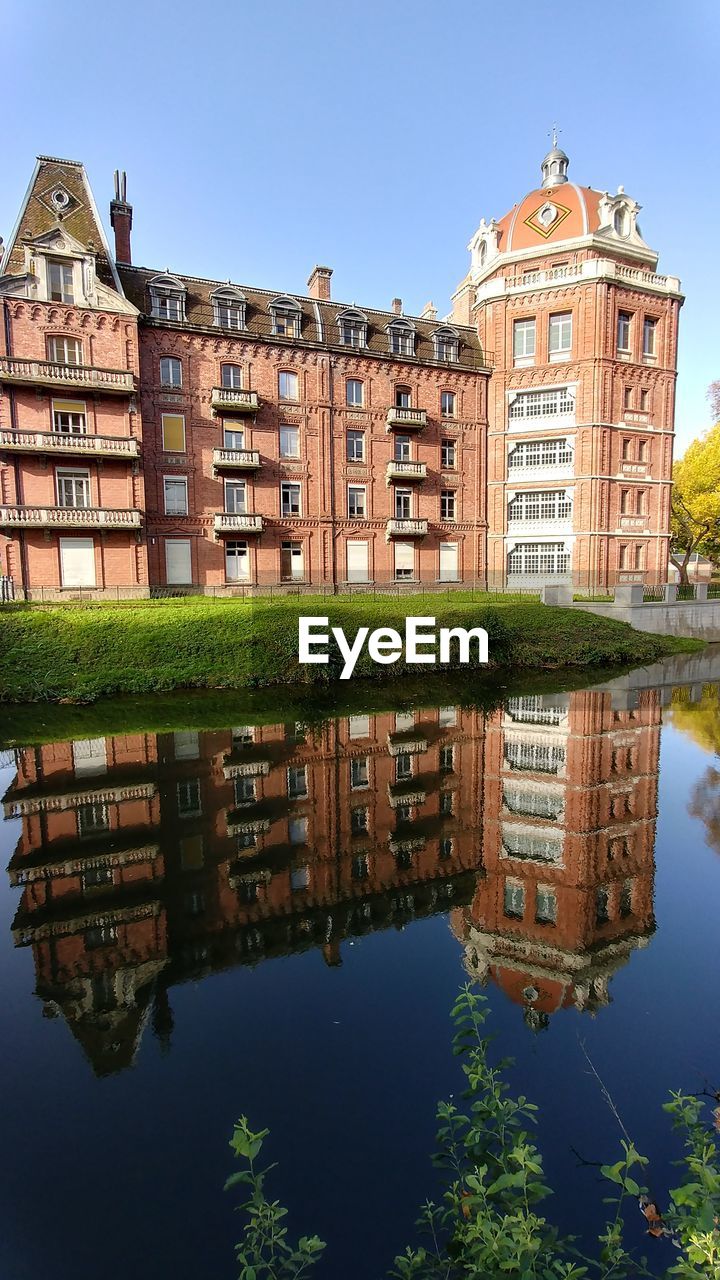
0,595,699,704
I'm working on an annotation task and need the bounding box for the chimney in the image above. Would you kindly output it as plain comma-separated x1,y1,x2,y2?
420,301,438,321
110,170,133,265
391,297,402,314
307,264,332,301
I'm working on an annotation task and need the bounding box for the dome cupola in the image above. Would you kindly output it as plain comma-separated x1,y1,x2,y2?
541,128,569,188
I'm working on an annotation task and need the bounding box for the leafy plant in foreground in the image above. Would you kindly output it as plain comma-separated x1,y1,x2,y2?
226,988,720,1278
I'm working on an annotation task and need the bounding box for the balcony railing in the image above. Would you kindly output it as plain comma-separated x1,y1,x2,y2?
0,505,141,529
223,760,271,780
388,786,427,808
211,388,259,413
212,448,261,471
3,780,156,819
386,407,427,430
0,429,140,460
227,815,271,837
0,356,135,394
386,460,427,482
387,734,428,757
386,518,428,538
214,512,263,534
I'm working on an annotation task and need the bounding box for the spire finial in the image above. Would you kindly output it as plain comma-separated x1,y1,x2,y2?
550,123,561,149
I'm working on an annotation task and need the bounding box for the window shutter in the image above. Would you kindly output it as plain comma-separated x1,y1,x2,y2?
53,399,86,416
162,415,186,452
439,542,459,581
346,540,369,582
394,542,414,572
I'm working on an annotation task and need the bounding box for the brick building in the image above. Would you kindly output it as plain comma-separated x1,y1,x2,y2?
0,144,682,595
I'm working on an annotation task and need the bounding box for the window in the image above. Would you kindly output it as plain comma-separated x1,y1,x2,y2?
503,783,563,821
72,738,106,777
617,311,632,352
507,439,573,469
337,310,367,348
643,318,657,357
287,766,307,799
640,390,649,411
177,778,201,817
440,745,454,773
281,482,301,516
507,490,572,522
85,924,117,949
211,287,245,330
395,385,412,408
388,321,415,356
395,488,412,519
164,476,188,515
395,804,411,825
433,327,459,362
441,391,456,417
174,731,199,759
638,438,648,462
47,335,82,365
225,480,247,514
269,297,301,338
440,791,454,816
226,540,250,582
351,806,369,835
235,776,256,805
595,886,610,925
149,274,185,321
289,817,308,845
634,544,645,571
508,388,574,421
77,801,110,838
513,318,536,362
280,540,304,581
439,542,459,581
347,430,365,462
280,425,300,458
620,489,631,515
439,837,454,860
160,356,182,387
440,490,456,520
507,542,570,577
165,538,192,585
395,711,414,731
52,399,86,434
346,540,369,582
48,259,74,303
618,543,629,571
619,879,633,918
59,537,95,588
57,468,90,509
624,387,633,410
224,424,245,449
395,753,412,780
394,541,414,579
622,438,631,461
441,439,456,469
506,695,567,726
290,865,309,892
536,887,557,924
221,363,243,389
350,757,369,789
395,435,411,462
162,414,186,452
504,880,525,920
352,854,369,881
279,370,299,401
548,312,572,357
348,485,366,518
346,378,364,407
82,866,114,890
348,714,370,738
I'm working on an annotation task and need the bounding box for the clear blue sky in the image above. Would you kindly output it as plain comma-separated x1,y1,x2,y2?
2,0,717,451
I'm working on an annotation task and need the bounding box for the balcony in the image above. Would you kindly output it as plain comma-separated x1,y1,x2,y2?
4,780,156,819
387,733,428,757
0,505,141,530
211,388,259,414
386,460,427,483
386,407,427,431
388,785,427,809
227,815,271,837
386,518,427,539
214,512,263,534
388,834,426,856
0,429,140,460
0,356,135,395
212,448,261,472
223,760,271,781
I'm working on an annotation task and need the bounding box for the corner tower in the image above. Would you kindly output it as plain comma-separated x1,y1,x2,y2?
453,140,683,591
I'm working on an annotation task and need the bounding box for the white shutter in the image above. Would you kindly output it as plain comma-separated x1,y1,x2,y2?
59,538,95,587
394,542,414,574
346,539,369,582
165,538,192,585
439,542,459,582
72,738,107,777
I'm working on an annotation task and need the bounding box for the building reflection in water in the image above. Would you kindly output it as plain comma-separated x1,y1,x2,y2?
2,687,659,1072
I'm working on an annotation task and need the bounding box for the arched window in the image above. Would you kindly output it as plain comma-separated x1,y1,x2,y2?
387,319,416,357
221,363,243,390
160,356,182,388
479,241,487,266
211,286,246,331
269,295,302,339
336,308,367,349
433,326,459,363
613,207,629,236
395,384,412,409
47,334,83,365
149,273,186,322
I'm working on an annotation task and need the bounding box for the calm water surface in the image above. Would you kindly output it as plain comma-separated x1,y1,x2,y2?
1,654,720,1279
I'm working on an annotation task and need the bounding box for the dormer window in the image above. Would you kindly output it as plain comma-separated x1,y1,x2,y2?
269,296,301,339
387,319,415,357
433,327,459,363
149,274,186,322
48,260,74,304
337,309,367,349
211,286,246,331
614,207,629,236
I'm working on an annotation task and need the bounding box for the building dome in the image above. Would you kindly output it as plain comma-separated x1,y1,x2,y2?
496,180,604,253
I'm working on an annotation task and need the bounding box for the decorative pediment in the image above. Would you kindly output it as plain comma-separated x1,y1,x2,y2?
24,225,90,257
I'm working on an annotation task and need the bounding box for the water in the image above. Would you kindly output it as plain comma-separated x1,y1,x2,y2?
1,653,720,1279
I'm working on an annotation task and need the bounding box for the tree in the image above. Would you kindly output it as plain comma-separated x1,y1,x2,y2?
670,421,720,584
226,987,720,1279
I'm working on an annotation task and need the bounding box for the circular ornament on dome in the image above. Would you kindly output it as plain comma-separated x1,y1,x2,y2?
51,188,71,211
538,202,558,228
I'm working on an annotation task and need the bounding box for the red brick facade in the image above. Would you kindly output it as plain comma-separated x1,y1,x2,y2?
0,149,681,595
